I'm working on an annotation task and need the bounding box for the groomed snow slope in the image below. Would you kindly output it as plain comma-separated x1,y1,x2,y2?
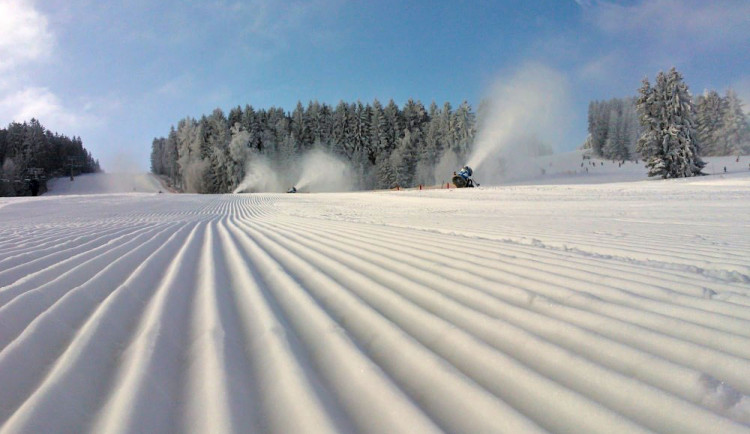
1,172,750,432
46,172,166,195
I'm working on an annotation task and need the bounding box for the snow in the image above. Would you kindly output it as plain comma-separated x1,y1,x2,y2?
1,153,750,433
46,172,167,195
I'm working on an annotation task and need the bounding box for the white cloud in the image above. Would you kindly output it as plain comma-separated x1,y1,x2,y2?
589,0,750,51
0,87,99,132
0,1,103,135
0,0,54,70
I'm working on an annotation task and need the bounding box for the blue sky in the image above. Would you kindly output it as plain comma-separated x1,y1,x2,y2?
1,0,748,171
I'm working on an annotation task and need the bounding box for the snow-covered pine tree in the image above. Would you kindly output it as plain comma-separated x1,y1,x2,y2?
307,100,321,144
452,101,475,159
715,89,750,155
391,128,419,188
402,99,427,133
228,105,243,129
636,77,664,175
331,101,350,158
268,114,290,161
623,98,641,158
241,105,263,153
291,102,312,152
165,127,179,185
637,68,704,178
439,101,454,155
414,102,442,185
369,99,387,161
588,100,610,157
602,108,622,160
357,102,373,163
318,102,332,146
694,90,725,156
383,99,402,155
150,137,165,175
375,154,397,189
423,102,443,167
228,124,252,188
203,109,231,193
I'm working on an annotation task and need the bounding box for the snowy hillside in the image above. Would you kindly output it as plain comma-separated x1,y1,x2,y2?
495,151,750,185
46,172,167,195
1,164,750,432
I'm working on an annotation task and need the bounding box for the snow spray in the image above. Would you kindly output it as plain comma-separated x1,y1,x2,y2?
294,149,355,192
465,63,572,185
233,156,284,193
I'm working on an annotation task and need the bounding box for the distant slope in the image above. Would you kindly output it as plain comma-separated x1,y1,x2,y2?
46,173,167,195
497,150,750,186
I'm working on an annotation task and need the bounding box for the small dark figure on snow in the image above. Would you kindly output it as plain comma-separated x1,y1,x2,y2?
724,166,727,173
29,179,40,196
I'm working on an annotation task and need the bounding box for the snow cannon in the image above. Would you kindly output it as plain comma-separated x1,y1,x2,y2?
452,166,477,188
287,186,297,193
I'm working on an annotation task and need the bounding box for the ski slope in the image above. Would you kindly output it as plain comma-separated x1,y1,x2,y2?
46,172,167,195
1,161,750,432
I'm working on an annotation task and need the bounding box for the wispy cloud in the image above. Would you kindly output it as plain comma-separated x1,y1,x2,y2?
156,74,196,98
0,0,54,70
588,0,750,52
198,0,344,53
578,52,622,82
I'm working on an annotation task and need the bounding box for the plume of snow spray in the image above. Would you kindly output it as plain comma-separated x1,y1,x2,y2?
466,63,572,185
295,149,355,192
233,155,284,193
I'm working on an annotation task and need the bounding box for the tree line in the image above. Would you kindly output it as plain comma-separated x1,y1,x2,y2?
150,99,476,193
154,68,750,191
586,75,749,163
0,119,100,196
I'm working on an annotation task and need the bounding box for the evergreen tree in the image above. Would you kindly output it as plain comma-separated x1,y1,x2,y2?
331,101,350,158
601,103,630,161
228,105,243,129
694,90,726,156
369,99,387,161
376,154,397,189
291,102,312,152
423,102,443,166
0,119,100,196
452,101,475,159
228,124,251,188
383,99,403,154
637,68,704,178
588,101,610,156
715,89,750,155
391,128,420,187
439,101,454,156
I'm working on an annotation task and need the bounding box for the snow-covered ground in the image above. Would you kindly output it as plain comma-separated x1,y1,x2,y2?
1,154,750,433
46,172,167,195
